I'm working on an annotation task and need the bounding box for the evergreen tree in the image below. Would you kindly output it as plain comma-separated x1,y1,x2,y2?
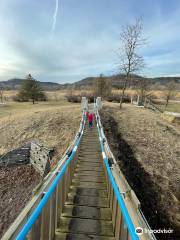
17,74,46,104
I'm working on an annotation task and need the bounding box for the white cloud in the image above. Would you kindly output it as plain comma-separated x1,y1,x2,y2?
0,0,180,82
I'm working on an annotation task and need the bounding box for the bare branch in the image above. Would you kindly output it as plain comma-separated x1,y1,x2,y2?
118,18,146,108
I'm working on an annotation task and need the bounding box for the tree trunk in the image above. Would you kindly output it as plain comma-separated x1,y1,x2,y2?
120,77,128,109
33,99,35,104
165,95,170,109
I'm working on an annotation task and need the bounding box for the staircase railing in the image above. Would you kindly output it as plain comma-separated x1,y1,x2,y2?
94,101,156,240
2,110,86,240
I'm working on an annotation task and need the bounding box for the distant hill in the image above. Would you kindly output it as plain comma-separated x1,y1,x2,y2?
0,78,61,90
72,75,180,89
0,75,180,90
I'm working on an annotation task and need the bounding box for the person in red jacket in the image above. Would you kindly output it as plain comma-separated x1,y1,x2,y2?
88,112,94,129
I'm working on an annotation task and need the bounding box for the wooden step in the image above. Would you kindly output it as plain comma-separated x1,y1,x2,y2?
57,217,114,236
80,141,99,144
62,205,112,220
69,186,108,198
79,145,99,148
73,175,106,183
74,171,105,178
77,157,102,163
78,155,101,159
75,170,104,175
75,166,103,172
66,194,109,208
76,162,102,167
72,181,106,190
55,232,115,240
77,158,102,162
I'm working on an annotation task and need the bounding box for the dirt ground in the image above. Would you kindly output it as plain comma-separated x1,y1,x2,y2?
0,103,81,238
100,102,180,240
0,165,40,238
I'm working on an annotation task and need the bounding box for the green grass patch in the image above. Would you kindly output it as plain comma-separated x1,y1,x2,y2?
165,103,180,113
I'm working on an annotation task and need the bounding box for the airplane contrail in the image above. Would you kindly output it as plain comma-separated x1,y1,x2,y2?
52,0,59,32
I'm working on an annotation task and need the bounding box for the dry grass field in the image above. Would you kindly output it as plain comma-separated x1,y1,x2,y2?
0,101,81,159
3,90,67,102
112,89,180,99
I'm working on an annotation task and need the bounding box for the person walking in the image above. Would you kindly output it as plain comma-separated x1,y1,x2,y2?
88,112,94,129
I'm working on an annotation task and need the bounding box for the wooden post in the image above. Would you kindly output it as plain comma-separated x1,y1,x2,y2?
120,217,128,240
56,180,63,227
137,95,140,105
41,200,50,240
112,196,118,233
31,214,42,240
50,191,57,240
109,186,114,211
115,205,122,240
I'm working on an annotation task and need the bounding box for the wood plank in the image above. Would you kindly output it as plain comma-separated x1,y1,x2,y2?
31,214,42,240
72,181,106,190
55,232,115,240
41,200,50,240
69,186,108,198
58,217,114,237
50,191,57,239
66,195,109,208
73,176,106,183
62,205,112,220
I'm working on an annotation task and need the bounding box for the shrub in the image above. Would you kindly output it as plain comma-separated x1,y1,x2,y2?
106,93,131,103
65,92,95,103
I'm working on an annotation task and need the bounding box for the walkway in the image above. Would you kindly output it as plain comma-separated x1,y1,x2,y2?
55,121,115,240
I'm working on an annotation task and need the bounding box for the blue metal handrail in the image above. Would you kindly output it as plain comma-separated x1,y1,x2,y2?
96,110,139,240
16,113,86,240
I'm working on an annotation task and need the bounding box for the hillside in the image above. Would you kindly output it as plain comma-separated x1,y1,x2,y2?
74,75,180,89
0,75,180,90
0,78,61,90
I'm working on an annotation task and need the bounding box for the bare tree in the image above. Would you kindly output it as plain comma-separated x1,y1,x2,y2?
164,81,176,109
94,74,111,98
118,18,145,108
0,86,4,103
136,78,151,105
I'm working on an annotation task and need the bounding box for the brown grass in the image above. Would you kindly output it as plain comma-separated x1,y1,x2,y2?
112,89,180,100
0,103,81,164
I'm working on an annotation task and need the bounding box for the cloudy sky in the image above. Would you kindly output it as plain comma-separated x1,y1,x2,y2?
0,0,180,83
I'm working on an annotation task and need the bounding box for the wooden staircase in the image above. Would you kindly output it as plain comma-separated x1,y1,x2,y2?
55,122,115,240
